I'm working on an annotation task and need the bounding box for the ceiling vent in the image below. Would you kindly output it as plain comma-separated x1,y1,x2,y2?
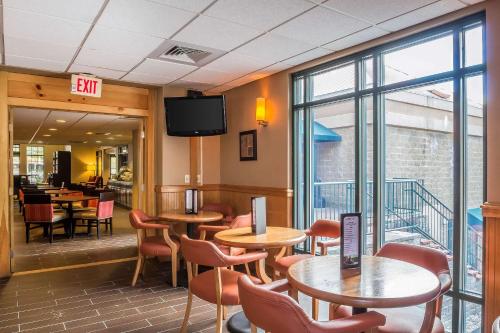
149,40,225,67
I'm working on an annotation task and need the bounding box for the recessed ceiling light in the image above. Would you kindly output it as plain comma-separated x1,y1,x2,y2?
36,140,43,144
43,134,51,137
108,137,115,140
104,132,111,136
48,128,57,131
83,141,88,144
116,134,123,137
96,140,102,143
56,119,66,123
86,132,94,135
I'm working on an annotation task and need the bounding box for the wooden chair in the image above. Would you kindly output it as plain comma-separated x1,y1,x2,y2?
129,210,179,287
74,192,114,238
180,234,268,333
238,275,386,333
24,194,67,243
331,242,452,333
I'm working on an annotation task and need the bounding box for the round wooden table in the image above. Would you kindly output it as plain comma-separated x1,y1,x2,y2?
215,226,306,333
51,195,98,237
158,210,223,238
287,255,441,333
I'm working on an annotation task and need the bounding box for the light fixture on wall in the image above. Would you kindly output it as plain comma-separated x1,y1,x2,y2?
86,164,96,176
256,97,268,127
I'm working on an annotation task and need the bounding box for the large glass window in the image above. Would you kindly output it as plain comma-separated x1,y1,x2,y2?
12,144,20,176
293,14,485,332
26,146,44,183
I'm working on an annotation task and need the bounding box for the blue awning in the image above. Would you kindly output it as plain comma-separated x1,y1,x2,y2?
314,122,342,142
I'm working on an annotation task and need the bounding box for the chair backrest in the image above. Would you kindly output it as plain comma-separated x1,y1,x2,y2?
129,209,152,229
229,213,251,229
24,194,53,222
96,191,114,219
307,219,341,238
201,203,233,218
376,242,452,295
88,175,96,182
181,234,234,267
238,275,319,333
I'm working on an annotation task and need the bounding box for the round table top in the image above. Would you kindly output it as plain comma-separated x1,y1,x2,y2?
158,210,223,224
287,255,440,309
214,227,306,249
51,195,98,203
45,189,80,195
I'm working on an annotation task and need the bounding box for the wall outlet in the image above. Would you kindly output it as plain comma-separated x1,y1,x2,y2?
197,174,201,184
184,174,190,184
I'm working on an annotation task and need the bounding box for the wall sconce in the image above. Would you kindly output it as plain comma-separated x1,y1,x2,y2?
256,97,268,127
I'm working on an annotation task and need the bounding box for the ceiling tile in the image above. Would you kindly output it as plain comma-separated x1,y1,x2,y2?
377,0,466,32
83,25,164,57
323,27,388,51
169,80,217,91
173,15,261,52
320,0,436,24
272,6,369,46
282,47,332,66
204,84,234,94
235,33,315,63
3,7,90,47
133,59,196,80
182,67,242,85
75,48,143,72
98,0,196,38
3,0,104,23
459,0,485,3
6,54,67,72
69,64,127,80
203,52,274,75
4,35,77,63
204,0,315,31
146,0,214,13
122,72,170,85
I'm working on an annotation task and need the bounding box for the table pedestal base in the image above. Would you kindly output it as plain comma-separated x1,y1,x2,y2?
227,311,251,333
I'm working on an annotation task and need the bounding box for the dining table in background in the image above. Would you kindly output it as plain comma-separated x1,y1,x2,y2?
287,255,441,333
157,210,224,238
51,195,98,237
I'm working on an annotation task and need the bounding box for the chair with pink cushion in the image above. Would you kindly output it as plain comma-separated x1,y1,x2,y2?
180,234,268,333
331,242,452,333
198,213,251,256
238,274,386,333
74,191,114,238
129,209,179,287
201,202,234,225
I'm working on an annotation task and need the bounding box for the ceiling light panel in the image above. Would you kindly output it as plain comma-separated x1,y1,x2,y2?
98,0,196,38
235,33,315,63
133,58,196,80
146,0,214,13
173,15,261,52
272,6,369,46
323,27,388,51
74,48,144,72
3,0,104,23
3,7,90,47
320,0,436,25
69,63,127,79
204,0,315,31
377,0,466,32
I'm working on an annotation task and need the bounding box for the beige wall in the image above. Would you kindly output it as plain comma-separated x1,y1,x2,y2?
71,144,99,183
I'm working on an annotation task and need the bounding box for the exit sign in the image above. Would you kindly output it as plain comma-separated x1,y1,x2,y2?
71,74,102,98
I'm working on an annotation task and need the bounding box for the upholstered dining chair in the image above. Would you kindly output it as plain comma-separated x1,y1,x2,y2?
180,234,268,333
238,275,386,333
129,210,179,287
273,219,341,319
331,242,452,333
201,202,235,225
24,194,67,243
74,191,114,238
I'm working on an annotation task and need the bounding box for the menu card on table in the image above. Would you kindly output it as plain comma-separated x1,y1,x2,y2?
251,196,267,235
340,212,362,270
185,189,198,214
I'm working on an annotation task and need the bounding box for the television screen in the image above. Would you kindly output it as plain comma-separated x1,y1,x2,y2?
164,95,227,137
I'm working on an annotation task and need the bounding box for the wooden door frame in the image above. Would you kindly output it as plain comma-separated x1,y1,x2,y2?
0,71,158,277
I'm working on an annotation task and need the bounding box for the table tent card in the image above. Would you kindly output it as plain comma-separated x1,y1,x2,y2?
340,212,362,270
185,189,198,214
251,196,267,235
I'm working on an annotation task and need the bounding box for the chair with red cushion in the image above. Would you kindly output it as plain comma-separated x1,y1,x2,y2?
74,191,114,238
238,274,386,333
129,210,179,287
331,242,452,333
24,194,67,243
198,213,251,255
180,234,268,333
201,203,234,225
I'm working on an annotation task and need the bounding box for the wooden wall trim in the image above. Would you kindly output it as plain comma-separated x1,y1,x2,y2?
481,202,500,217
0,72,11,277
155,184,293,197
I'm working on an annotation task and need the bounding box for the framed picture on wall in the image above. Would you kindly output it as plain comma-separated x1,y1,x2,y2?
240,130,257,161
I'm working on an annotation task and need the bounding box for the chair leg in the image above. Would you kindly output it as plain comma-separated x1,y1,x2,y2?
132,255,144,287
216,303,223,333
223,306,228,320
180,290,193,333
96,220,100,239
171,251,177,288
25,224,30,243
244,263,251,276
312,298,319,320
289,288,298,302
250,324,257,333
49,224,54,243
109,218,113,236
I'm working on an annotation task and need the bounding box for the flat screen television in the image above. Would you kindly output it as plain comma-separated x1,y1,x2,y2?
164,95,227,137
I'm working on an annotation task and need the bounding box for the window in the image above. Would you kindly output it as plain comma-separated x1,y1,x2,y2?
12,144,20,176
293,14,485,333
110,155,117,177
26,146,44,183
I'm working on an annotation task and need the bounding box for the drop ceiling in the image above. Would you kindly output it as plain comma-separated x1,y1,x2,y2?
12,108,140,145
0,0,483,94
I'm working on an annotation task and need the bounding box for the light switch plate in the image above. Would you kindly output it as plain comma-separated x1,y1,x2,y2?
184,174,190,184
